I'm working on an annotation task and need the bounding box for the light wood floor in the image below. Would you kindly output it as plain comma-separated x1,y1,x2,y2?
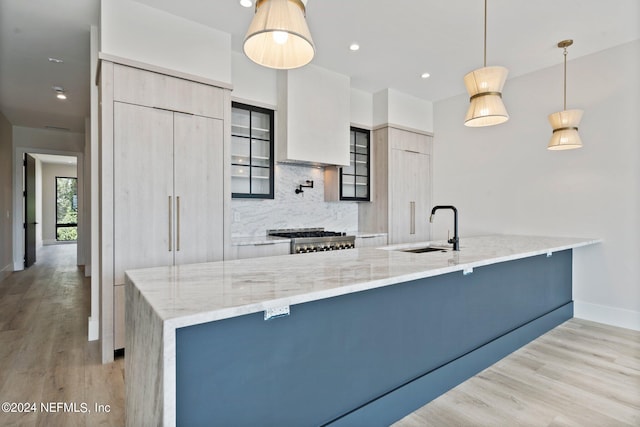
394,318,640,426
0,244,124,427
1,245,638,427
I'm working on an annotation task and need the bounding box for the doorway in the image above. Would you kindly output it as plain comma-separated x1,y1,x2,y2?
21,153,79,269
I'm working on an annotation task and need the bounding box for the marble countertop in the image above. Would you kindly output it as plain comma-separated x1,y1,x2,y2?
125,234,600,329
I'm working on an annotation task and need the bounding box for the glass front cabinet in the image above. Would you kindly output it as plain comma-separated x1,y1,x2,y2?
231,102,274,199
341,127,370,201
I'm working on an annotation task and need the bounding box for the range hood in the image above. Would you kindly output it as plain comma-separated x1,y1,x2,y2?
276,64,350,167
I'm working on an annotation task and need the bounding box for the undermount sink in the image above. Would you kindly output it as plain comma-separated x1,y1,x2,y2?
400,246,450,254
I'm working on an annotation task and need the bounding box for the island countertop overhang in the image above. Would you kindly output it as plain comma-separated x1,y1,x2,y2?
125,234,601,329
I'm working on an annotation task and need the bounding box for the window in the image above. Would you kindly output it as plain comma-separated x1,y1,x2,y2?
231,102,275,199
56,176,78,241
340,127,370,201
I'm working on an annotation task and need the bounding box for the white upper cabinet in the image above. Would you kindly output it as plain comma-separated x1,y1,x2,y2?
276,64,350,166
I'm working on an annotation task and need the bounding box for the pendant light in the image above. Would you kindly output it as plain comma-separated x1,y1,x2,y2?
243,0,315,70
548,40,583,150
464,0,509,127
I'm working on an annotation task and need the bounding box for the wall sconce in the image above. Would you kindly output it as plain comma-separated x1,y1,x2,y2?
295,180,313,194
548,39,583,150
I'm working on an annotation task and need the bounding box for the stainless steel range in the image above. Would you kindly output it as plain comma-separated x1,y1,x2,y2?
267,228,355,254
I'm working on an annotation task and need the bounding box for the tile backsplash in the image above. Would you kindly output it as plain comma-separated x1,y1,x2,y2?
231,164,358,237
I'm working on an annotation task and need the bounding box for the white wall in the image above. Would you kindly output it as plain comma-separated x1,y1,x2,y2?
432,40,640,330
89,25,99,340
231,52,277,107
14,126,84,153
101,0,231,84
40,164,77,245
350,88,373,129
373,88,434,132
0,112,13,282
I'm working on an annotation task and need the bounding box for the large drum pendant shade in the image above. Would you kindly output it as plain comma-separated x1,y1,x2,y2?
243,0,315,70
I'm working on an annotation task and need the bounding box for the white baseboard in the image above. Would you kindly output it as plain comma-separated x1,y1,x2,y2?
85,264,91,277
13,261,23,271
574,300,640,331
88,316,99,341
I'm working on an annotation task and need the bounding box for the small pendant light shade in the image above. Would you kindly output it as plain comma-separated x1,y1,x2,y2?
548,39,583,150
243,0,315,70
463,0,509,127
548,109,583,150
464,66,509,127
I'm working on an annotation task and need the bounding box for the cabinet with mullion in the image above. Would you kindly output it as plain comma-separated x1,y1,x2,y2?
231,102,274,199
341,127,370,201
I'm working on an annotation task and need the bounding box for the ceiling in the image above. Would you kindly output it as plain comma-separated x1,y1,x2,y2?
31,153,77,165
0,0,638,134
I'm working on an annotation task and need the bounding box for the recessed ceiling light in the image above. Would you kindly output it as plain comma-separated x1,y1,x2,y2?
349,43,360,51
52,86,67,100
421,72,431,79
48,57,64,63
239,0,252,7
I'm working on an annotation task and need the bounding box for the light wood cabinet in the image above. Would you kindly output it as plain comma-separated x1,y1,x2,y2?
113,103,223,283
354,235,387,248
112,103,224,349
113,64,224,118
100,60,230,360
114,284,125,350
229,241,291,260
359,126,432,245
113,103,174,285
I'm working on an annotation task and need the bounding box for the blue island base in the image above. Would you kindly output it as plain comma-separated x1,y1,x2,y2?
176,250,573,426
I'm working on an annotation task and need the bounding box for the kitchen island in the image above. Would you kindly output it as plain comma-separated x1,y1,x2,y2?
125,235,599,427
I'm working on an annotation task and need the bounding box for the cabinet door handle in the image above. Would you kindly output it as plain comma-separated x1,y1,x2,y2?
168,196,172,251
410,201,416,235
176,196,181,252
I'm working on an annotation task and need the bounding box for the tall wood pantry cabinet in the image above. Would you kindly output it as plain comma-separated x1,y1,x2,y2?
99,59,231,362
359,126,433,245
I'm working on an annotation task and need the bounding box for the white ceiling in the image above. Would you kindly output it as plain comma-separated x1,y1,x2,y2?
0,0,638,134
31,153,77,165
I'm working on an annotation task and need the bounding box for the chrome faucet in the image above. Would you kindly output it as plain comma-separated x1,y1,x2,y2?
429,205,459,251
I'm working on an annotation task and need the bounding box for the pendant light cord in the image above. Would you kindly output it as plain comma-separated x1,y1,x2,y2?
563,47,567,110
483,0,487,67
